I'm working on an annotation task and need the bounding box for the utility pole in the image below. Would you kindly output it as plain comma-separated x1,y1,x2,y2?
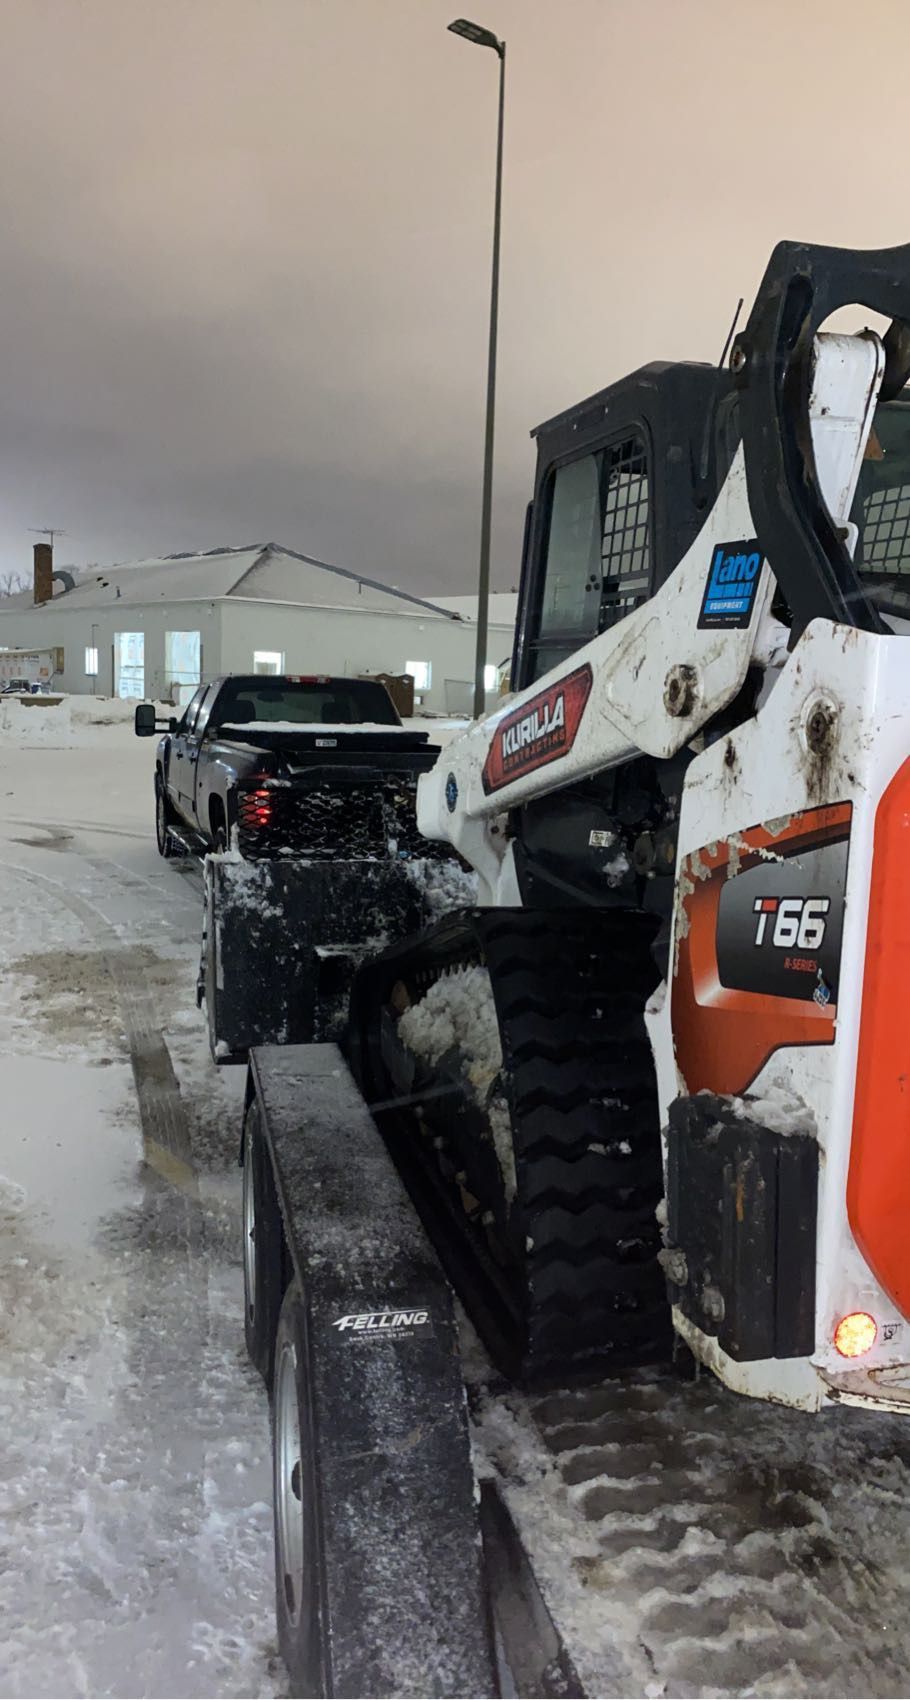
447,18,506,718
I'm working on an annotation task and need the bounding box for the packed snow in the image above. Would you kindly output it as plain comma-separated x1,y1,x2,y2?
399,964,501,1095
397,964,516,1201
219,719,420,736
403,854,479,917
0,701,281,1697
728,1078,818,1138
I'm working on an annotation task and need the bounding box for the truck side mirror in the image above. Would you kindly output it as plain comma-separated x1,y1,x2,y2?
134,703,157,737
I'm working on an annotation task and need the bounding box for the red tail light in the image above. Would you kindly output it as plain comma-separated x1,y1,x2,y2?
239,787,273,829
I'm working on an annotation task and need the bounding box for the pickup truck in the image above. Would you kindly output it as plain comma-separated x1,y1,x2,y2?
134,673,441,861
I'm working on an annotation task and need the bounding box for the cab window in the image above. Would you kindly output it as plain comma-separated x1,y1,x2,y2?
528,432,651,681
178,684,206,737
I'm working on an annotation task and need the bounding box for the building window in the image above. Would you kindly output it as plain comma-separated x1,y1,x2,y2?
483,663,498,693
114,631,145,699
406,659,431,692
85,646,98,676
254,650,284,675
165,631,202,705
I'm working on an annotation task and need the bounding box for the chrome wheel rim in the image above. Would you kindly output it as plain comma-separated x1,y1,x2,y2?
242,1127,255,1323
275,1338,305,1626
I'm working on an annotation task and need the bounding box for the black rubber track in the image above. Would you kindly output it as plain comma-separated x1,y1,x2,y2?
351,906,672,1385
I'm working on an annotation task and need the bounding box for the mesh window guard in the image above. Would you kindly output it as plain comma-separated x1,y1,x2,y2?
861,484,910,575
599,436,650,631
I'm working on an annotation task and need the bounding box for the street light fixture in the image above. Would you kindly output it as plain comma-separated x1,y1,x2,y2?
448,17,505,718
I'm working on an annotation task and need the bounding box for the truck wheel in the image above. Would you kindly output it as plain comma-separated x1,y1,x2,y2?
273,1281,328,1698
243,1103,285,1386
155,777,176,859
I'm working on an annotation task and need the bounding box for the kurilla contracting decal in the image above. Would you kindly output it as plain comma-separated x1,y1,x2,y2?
482,663,593,794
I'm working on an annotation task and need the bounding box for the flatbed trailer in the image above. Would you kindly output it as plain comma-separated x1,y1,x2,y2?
243,1042,581,1699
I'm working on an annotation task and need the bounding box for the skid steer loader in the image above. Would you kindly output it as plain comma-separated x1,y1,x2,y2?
349,239,910,1412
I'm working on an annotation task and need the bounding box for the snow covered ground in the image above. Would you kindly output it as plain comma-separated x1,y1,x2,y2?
0,701,282,1697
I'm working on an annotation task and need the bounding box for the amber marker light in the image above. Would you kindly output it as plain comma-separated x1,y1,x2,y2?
834,1312,877,1358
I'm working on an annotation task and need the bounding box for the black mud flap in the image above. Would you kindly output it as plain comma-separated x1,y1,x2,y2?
250,1045,497,1697
203,856,427,1063
665,1092,818,1361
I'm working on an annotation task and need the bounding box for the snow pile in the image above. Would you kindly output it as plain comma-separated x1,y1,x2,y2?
220,719,418,737
729,1079,817,1138
401,717,466,746
398,966,516,1202
399,965,501,1095
404,856,479,917
71,694,164,727
602,848,631,888
0,693,73,745
0,693,171,748
211,853,284,919
488,1097,517,1204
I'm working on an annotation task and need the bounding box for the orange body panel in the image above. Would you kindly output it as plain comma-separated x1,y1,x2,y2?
847,759,910,1320
672,806,849,1096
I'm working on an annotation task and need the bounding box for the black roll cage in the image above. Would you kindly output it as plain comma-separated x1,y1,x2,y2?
734,238,910,641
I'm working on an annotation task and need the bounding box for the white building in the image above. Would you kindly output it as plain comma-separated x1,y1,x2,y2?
0,543,517,715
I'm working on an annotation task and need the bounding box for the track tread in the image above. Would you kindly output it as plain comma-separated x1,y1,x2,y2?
358,904,671,1383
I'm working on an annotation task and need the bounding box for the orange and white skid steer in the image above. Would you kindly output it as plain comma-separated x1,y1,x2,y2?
390,240,910,1411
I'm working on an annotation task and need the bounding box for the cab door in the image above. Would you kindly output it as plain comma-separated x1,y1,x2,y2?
171,684,207,823
187,683,219,830
521,430,652,687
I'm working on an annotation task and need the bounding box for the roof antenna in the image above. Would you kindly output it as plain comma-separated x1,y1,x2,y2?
698,296,744,484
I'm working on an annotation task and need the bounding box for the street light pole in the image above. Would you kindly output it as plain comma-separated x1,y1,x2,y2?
448,18,505,719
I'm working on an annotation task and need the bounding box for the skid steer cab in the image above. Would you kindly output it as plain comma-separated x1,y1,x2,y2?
408,240,910,1412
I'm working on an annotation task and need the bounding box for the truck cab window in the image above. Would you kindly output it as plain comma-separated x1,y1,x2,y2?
193,684,218,740
529,432,651,681
179,684,206,737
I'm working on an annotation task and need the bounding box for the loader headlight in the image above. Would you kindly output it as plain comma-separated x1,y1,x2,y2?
834,1311,877,1358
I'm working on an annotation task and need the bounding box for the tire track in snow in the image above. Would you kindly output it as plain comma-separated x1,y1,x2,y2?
0,846,280,1694
1,854,199,1196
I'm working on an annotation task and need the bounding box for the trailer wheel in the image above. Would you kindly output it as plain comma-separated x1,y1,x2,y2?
155,777,176,859
273,1281,328,1698
243,1103,285,1386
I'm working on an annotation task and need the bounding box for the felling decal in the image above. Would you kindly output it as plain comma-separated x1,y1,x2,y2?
672,803,851,1095
482,663,592,794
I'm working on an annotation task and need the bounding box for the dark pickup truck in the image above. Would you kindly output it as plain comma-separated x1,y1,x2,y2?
135,673,440,860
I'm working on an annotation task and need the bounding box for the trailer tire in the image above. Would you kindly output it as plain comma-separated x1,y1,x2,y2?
273,1280,328,1698
243,1103,285,1387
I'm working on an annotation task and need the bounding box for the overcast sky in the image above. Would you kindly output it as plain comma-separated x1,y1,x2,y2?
1,0,908,594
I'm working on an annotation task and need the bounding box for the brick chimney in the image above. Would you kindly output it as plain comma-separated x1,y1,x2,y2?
33,542,53,606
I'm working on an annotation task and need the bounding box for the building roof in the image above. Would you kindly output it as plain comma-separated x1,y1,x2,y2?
0,543,465,621
435,592,519,627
